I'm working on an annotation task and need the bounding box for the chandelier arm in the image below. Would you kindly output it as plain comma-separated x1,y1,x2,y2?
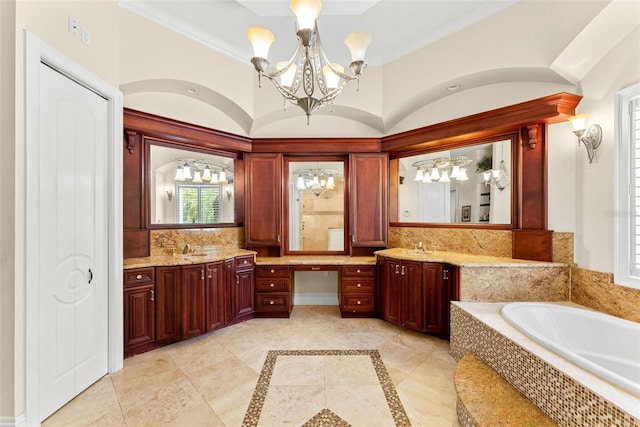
261,74,301,104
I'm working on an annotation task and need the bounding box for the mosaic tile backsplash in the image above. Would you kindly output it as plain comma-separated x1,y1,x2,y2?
150,227,243,256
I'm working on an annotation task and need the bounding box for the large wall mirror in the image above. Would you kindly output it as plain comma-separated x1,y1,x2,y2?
396,135,516,225
285,158,347,253
148,142,236,226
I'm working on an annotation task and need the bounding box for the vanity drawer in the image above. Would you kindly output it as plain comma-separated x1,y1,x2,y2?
235,255,255,271
341,278,374,293
256,278,289,292
342,266,375,278
256,265,290,278
340,293,374,312
255,293,290,311
124,268,154,287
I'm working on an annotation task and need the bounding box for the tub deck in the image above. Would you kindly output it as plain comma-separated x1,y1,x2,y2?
450,301,640,426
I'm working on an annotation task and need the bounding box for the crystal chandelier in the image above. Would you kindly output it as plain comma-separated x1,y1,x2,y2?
173,157,231,184
412,156,471,184
294,168,338,197
247,0,371,124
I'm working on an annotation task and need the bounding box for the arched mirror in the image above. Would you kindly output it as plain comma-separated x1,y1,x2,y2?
396,134,516,226
285,157,347,253
148,142,236,226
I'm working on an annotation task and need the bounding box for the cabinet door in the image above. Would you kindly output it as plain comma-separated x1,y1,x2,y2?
349,153,388,247
380,258,400,325
234,268,255,318
181,264,206,339
206,261,226,331
245,153,282,247
124,284,155,348
224,259,235,323
423,263,445,333
400,261,423,331
155,266,180,343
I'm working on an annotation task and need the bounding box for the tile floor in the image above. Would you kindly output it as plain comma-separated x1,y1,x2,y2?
43,306,460,427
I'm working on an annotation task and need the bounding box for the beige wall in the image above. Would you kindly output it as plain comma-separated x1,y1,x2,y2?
0,0,16,418
2,0,640,421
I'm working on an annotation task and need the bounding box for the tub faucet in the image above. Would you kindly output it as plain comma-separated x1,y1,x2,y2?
182,244,191,254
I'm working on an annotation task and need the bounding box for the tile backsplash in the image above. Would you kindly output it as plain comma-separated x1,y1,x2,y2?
150,227,243,256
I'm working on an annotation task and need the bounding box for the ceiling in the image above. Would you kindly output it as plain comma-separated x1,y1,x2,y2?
120,0,518,67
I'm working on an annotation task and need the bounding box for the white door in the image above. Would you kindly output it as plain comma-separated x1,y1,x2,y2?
37,63,109,420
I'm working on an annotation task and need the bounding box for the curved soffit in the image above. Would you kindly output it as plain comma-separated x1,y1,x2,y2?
384,67,578,133
250,104,385,135
120,79,254,135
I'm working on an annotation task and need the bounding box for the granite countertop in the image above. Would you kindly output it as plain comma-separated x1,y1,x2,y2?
255,255,376,266
123,248,256,269
375,248,566,267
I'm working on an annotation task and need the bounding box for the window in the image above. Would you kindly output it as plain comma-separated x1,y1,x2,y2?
615,82,640,288
177,184,223,224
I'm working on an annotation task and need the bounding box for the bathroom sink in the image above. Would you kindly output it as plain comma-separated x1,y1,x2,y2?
406,250,429,255
183,253,208,257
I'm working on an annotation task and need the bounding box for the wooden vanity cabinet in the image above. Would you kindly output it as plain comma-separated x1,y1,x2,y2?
255,265,292,318
379,257,456,337
205,261,226,332
123,268,155,357
339,265,376,317
245,153,282,251
349,153,388,249
228,255,255,323
181,264,206,339
155,266,181,343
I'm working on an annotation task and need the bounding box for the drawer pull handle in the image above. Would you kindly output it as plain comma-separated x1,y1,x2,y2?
136,274,142,280
357,300,362,305
243,260,248,264
150,290,154,302
270,269,275,273
356,283,361,288
270,283,275,287
269,300,274,305
356,269,361,273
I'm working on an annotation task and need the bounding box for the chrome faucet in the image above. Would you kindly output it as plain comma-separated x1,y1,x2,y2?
182,244,191,254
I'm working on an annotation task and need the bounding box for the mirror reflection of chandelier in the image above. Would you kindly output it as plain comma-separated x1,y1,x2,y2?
482,143,510,192
247,0,371,123
482,160,510,191
294,168,338,197
173,157,231,184
412,156,471,183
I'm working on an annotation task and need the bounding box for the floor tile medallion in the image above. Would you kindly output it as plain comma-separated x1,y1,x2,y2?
242,349,412,427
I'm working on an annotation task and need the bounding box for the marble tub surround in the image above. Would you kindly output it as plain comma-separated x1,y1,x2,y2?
150,227,243,257
552,231,574,264
459,266,569,302
454,353,555,427
450,302,640,426
571,267,640,323
124,248,256,269
43,306,460,427
256,255,376,266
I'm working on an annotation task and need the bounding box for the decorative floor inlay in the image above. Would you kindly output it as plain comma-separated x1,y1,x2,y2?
302,408,351,426
242,349,412,427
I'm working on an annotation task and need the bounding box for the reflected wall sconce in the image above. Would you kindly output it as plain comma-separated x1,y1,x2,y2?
569,114,602,163
226,188,232,200
166,189,173,201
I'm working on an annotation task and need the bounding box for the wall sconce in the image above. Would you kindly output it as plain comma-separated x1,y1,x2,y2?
225,188,232,200
569,114,602,163
166,189,173,201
